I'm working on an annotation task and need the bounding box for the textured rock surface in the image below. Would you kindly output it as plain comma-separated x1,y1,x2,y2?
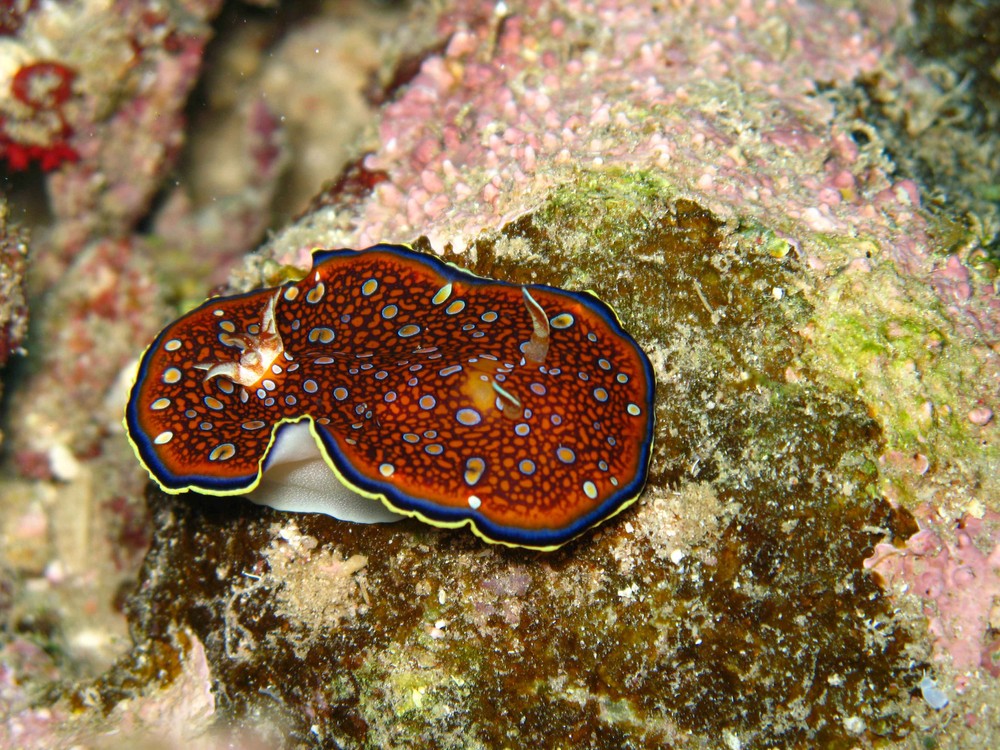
0,204,29,448
1,0,999,748
866,506,1000,679
111,189,923,747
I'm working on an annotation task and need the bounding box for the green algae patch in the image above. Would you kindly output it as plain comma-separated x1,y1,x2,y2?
107,174,924,748
801,258,999,507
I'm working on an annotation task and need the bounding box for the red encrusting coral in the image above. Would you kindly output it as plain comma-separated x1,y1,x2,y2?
0,135,78,172
11,61,75,108
1,59,79,172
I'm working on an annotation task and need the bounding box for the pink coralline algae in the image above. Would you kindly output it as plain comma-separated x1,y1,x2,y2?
315,0,999,342
8,237,164,471
356,1,903,252
865,508,1000,681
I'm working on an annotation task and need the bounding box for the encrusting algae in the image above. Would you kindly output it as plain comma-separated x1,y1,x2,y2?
109,180,920,748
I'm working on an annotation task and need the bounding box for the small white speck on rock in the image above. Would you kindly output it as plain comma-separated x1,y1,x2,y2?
842,716,865,735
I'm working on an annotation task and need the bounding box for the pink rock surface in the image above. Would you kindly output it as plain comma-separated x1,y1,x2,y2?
865,507,1000,681
353,0,905,255
261,0,996,342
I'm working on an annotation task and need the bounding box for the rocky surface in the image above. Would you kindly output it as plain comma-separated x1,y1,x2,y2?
0,205,29,448
113,191,922,747
1,0,998,748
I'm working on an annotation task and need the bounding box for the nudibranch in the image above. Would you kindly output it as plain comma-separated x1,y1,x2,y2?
125,244,655,550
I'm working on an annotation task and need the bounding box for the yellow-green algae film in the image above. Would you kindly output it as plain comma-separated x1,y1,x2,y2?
108,174,919,748
802,255,998,508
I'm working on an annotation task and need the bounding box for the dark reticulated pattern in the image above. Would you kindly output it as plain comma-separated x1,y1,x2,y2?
126,245,655,548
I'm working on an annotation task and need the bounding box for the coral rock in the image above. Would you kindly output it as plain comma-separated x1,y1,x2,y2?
866,508,1000,678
